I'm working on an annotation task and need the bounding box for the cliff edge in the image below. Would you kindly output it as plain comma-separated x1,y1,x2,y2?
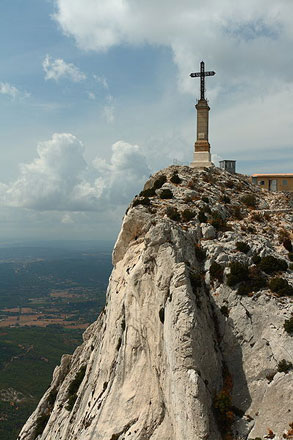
19,166,293,440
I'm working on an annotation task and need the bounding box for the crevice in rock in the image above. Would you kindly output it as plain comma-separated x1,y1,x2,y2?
109,418,138,440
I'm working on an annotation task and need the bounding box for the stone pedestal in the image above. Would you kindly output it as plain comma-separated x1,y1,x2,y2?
190,98,214,168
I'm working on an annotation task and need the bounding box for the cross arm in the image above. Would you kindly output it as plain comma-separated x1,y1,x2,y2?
190,71,216,77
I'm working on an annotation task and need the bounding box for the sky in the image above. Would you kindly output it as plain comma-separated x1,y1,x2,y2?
0,0,292,242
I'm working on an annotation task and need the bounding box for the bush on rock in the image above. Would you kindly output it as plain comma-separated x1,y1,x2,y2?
166,206,181,221
160,189,173,199
227,262,249,287
269,277,293,297
210,262,224,283
259,256,288,274
236,241,250,254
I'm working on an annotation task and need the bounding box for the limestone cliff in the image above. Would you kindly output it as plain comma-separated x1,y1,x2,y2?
19,166,293,440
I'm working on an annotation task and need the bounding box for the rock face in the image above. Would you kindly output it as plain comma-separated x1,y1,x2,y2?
19,166,293,440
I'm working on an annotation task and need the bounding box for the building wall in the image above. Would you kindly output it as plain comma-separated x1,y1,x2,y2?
252,176,293,192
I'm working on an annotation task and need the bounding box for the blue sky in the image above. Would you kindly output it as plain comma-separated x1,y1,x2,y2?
0,0,292,241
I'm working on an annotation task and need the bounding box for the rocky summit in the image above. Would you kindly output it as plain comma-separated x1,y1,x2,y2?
19,166,293,440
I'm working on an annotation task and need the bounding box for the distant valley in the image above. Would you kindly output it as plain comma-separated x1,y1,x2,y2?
0,241,113,440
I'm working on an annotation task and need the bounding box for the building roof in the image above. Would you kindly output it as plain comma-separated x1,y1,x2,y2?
252,173,293,177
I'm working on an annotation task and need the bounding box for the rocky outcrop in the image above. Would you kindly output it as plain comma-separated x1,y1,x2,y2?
19,166,293,440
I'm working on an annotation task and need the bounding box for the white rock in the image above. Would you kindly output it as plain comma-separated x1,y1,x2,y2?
201,224,216,239
18,165,293,440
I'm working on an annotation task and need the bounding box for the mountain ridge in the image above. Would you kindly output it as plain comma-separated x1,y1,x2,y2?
19,165,293,440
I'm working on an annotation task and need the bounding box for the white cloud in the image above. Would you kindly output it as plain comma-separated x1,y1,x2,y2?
93,74,109,89
43,55,86,82
61,213,74,224
53,0,293,99
87,91,96,100
0,82,30,100
103,95,115,123
93,140,151,203
52,0,293,174
0,133,150,212
211,154,223,167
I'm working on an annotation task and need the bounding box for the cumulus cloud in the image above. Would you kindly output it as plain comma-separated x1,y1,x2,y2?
43,55,86,82
0,82,29,100
53,0,293,98
0,133,150,212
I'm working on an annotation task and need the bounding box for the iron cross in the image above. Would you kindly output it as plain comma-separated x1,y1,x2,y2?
190,61,215,100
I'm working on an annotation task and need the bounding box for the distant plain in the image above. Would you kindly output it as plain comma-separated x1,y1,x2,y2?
0,241,113,440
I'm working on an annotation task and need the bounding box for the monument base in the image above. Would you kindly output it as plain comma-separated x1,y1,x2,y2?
190,151,213,168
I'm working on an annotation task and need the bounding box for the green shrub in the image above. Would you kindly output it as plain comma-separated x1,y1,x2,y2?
195,245,206,262
210,211,227,231
153,175,167,189
182,209,195,222
203,173,216,184
284,316,293,335
237,284,252,296
34,414,50,439
227,262,249,287
170,172,182,184
202,196,209,203
283,238,293,252
259,256,288,274
139,187,156,197
66,366,86,412
252,255,261,265
213,390,233,435
226,181,234,188
277,359,293,373
278,228,290,243
68,366,86,397
230,205,243,220
251,212,264,222
213,390,232,414
238,280,266,296
160,188,173,199
66,394,78,411
203,205,212,214
288,253,293,262
166,206,181,221
210,262,224,283
198,210,207,223
236,241,250,254
269,277,293,297
133,197,151,207
210,217,225,230
249,272,267,291
220,195,230,204
241,194,257,208
237,266,267,295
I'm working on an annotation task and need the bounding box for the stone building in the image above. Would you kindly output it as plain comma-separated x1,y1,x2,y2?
219,160,236,174
251,173,293,192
